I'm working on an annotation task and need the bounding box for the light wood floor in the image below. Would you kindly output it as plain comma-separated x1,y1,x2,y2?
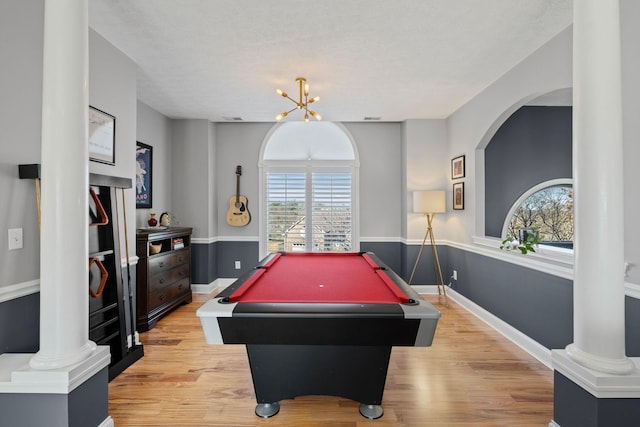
109,293,553,426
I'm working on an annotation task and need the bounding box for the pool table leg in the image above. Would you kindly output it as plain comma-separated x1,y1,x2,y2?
255,402,280,418
359,404,384,419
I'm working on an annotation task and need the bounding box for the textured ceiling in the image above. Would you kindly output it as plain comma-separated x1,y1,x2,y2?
88,0,572,122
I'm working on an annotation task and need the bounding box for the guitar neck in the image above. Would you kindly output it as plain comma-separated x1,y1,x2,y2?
236,174,240,202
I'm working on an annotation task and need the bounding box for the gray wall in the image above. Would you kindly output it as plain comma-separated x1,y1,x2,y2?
485,106,572,237
136,100,174,226
0,1,44,288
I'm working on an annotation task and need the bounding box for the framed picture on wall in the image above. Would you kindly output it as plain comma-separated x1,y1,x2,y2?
135,142,152,208
453,182,464,210
89,106,116,165
451,155,465,179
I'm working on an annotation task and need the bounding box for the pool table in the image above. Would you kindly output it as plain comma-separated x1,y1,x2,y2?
197,251,440,419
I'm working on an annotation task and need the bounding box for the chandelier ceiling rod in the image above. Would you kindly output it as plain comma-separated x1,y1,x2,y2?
275,77,321,122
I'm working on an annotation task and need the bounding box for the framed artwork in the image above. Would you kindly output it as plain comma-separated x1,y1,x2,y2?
453,182,464,210
89,106,116,165
135,142,152,208
451,155,465,179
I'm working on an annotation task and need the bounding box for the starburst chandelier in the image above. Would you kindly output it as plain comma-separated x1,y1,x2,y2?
275,77,321,122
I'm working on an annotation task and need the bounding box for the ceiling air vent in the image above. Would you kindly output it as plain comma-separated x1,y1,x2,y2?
363,117,381,121
222,116,244,121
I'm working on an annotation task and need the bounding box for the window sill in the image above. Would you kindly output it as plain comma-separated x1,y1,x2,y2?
471,235,574,279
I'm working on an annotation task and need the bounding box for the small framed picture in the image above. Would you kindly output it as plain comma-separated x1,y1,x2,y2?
136,142,153,209
453,182,464,210
89,106,116,165
451,155,465,179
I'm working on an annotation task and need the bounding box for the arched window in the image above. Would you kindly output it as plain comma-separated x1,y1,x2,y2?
502,179,573,249
259,122,359,257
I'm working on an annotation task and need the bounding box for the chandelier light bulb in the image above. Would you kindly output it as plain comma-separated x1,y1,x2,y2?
275,111,288,121
309,96,320,103
304,83,309,96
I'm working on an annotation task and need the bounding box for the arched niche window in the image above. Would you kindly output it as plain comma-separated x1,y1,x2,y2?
259,122,360,257
502,179,574,250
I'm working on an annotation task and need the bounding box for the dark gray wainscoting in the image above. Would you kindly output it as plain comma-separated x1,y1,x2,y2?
445,245,574,349
0,293,39,353
626,296,640,356
360,241,404,277
191,241,219,285
191,240,259,284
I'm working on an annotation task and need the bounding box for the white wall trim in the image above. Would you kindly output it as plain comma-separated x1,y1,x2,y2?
212,236,260,243
0,280,40,303
360,236,403,243
191,236,218,244
548,421,560,427
627,282,640,300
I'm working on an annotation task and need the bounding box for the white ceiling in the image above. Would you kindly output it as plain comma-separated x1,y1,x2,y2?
88,0,573,123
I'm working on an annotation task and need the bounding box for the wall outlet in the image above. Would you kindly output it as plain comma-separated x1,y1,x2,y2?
8,228,23,250
452,270,458,281
235,260,241,270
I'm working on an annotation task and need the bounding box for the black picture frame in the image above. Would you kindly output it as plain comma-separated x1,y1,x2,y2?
451,155,465,179
453,182,464,210
135,142,152,208
89,106,116,165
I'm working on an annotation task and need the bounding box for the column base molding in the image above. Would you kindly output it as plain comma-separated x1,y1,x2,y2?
565,343,635,375
552,349,640,398
0,345,110,394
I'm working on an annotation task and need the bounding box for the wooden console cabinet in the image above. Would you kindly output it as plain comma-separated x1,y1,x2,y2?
136,227,193,331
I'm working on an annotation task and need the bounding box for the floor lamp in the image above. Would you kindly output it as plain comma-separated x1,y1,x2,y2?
409,190,448,306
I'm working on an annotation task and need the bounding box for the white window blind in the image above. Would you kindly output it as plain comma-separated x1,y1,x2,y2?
265,171,353,252
311,172,352,251
266,172,306,252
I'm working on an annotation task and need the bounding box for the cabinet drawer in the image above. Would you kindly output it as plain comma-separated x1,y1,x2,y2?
149,278,190,309
149,249,190,274
149,264,190,292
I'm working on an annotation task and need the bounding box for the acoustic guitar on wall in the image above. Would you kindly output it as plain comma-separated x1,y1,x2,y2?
226,165,251,226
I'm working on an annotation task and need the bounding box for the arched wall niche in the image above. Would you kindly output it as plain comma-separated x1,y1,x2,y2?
474,87,572,238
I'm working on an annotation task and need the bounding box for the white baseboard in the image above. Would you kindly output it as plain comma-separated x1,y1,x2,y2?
548,421,560,427
99,416,114,427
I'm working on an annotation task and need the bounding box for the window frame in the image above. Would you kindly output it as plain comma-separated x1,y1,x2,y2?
501,178,574,257
260,160,359,258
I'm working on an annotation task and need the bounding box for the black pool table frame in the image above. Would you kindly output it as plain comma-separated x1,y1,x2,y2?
197,252,441,419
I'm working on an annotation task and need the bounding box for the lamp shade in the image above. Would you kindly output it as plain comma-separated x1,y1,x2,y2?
413,190,446,214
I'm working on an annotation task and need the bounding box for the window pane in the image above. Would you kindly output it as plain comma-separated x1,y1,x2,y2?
312,172,352,251
266,172,306,252
506,184,573,249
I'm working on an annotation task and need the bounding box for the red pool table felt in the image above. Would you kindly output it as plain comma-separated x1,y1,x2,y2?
228,252,410,305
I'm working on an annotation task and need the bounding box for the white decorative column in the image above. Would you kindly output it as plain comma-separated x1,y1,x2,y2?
565,0,633,375
30,0,96,370
551,2,640,425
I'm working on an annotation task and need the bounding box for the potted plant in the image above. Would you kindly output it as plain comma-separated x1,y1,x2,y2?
500,228,542,254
